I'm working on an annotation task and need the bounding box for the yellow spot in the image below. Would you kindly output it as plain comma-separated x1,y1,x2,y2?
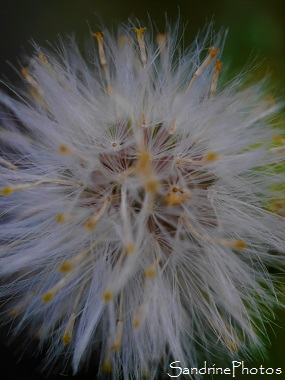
62,332,72,345
21,67,29,79
136,150,152,175
119,36,125,45
59,144,72,154
102,359,111,373
85,219,96,230
215,60,223,70
165,193,180,205
42,291,54,303
134,27,147,37
9,308,20,317
139,151,151,165
92,31,104,41
209,47,220,58
133,317,140,328
103,290,113,302
56,213,66,223
2,179,82,197
228,340,238,352
145,267,156,278
204,151,219,163
133,304,143,328
156,33,168,62
272,134,281,142
165,188,191,206
35,327,43,340
145,258,159,278
145,178,160,193
85,197,111,231
233,240,247,250
118,35,131,45
221,334,238,352
269,198,285,216
110,319,123,352
272,134,285,143
125,242,136,255
59,261,73,273
39,54,48,63
156,33,166,44
1,187,12,196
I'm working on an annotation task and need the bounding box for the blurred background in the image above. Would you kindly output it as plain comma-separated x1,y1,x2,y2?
0,0,284,379
1,0,285,90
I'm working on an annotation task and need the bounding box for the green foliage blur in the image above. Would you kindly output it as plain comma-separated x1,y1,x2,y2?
0,1,284,379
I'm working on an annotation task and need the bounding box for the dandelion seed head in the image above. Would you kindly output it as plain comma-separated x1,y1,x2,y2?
0,19,285,379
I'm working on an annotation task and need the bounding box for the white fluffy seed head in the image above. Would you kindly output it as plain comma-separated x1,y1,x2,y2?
0,20,285,379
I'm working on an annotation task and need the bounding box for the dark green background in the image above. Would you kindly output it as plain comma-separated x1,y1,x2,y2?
1,0,285,90
0,1,284,379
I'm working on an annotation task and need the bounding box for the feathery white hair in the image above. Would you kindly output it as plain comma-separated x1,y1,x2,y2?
0,20,284,379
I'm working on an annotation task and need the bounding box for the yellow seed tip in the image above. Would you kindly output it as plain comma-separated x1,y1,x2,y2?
139,151,151,164
1,187,12,196
9,309,20,317
102,359,112,373
165,189,191,206
165,193,179,206
136,151,152,174
145,179,160,194
56,213,66,223
135,27,147,37
42,291,54,303
92,32,104,41
59,261,73,273
39,54,48,63
223,336,238,351
110,342,120,352
133,318,140,328
126,242,136,255
35,328,43,340
233,240,247,250
59,145,72,154
204,151,219,163
209,47,220,57
62,332,72,345
215,60,223,70
156,33,166,43
103,290,113,302
119,35,131,45
145,268,156,278
85,219,96,230
21,67,29,79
